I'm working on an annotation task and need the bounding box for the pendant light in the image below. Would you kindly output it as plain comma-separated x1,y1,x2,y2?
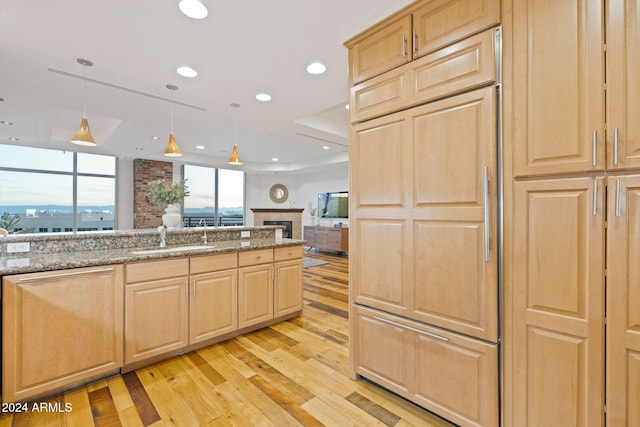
164,84,183,157
228,103,243,165
71,58,96,146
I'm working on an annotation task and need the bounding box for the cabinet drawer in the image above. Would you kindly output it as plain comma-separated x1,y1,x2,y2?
353,305,499,427
238,249,274,267
126,258,189,283
274,245,303,261
190,252,238,275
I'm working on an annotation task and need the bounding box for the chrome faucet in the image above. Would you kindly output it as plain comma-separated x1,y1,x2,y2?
158,225,166,248
199,218,208,245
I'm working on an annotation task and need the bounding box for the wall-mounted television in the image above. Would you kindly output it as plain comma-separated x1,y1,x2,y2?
318,191,349,218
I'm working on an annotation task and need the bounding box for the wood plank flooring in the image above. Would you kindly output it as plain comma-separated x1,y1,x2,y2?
0,251,454,427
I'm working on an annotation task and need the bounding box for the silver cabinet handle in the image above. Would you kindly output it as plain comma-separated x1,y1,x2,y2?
616,179,621,217
614,127,619,166
593,180,598,216
192,279,197,296
483,166,490,263
401,34,407,58
592,130,597,166
18,267,115,282
413,29,418,55
374,316,449,342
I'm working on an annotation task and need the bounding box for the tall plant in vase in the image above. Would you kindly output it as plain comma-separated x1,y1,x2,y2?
148,179,189,229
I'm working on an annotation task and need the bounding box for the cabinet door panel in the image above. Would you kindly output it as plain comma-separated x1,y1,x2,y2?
414,325,498,427
413,0,500,57
607,174,640,426
351,219,410,316
125,277,189,364
352,307,413,395
238,264,273,328
3,265,123,403
414,220,497,341
351,113,409,208
513,0,604,176
607,0,640,170
513,177,604,426
348,15,412,85
274,260,303,317
190,270,237,343
411,87,498,342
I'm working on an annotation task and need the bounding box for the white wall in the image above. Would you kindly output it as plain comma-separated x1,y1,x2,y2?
245,166,349,229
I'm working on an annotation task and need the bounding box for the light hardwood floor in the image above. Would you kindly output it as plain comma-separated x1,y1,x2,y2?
0,251,454,427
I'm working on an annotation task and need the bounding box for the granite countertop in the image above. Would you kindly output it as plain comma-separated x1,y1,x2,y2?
0,238,304,276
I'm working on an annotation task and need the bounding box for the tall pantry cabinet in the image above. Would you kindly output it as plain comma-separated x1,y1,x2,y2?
346,1,501,426
506,0,640,425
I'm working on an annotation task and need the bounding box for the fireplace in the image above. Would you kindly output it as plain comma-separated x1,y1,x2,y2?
251,208,304,239
263,220,292,238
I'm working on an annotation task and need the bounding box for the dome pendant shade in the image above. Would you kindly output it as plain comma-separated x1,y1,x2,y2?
164,132,183,157
228,144,242,165
71,117,96,146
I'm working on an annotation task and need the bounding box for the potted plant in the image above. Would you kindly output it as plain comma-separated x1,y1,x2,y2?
147,179,189,229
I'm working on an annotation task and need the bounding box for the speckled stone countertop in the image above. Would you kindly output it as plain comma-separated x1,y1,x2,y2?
0,226,304,275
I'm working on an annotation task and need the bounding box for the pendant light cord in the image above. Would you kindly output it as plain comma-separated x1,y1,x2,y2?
82,64,87,118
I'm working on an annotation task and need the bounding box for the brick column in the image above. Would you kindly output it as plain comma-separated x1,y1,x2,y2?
133,159,173,229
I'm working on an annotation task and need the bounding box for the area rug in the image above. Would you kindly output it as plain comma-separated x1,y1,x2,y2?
303,257,329,268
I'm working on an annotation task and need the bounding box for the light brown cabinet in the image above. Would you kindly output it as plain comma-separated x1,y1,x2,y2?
125,253,239,364
606,174,640,427
125,258,190,364
347,0,500,86
513,177,605,426
352,305,499,427
238,249,274,329
274,246,304,317
507,0,640,425
512,0,604,177
304,226,348,253
189,253,238,344
607,1,640,171
3,265,124,403
351,85,498,342
350,27,498,124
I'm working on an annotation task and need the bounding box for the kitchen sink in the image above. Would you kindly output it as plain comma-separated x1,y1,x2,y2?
131,245,216,255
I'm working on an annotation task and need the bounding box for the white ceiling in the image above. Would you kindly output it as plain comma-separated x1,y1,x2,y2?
0,0,413,174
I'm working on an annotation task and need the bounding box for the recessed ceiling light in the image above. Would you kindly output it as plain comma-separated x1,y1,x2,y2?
196,145,205,150
307,62,326,75
323,146,330,150
178,0,208,19
1,121,13,125
272,157,279,162
177,66,197,78
256,93,272,102
151,136,160,140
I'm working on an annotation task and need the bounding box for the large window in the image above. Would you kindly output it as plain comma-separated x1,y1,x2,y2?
183,165,244,227
0,145,117,233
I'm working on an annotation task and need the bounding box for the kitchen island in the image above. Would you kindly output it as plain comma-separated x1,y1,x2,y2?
0,226,304,403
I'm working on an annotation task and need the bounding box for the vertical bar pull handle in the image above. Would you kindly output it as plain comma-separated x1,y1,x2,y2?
593,180,598,216
192,279,197,296
483,166,490,263
592,130,597,166
616,179,621,217
185,279,189,299
401,34,407,58
413,29,418,55
614,128,619,166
